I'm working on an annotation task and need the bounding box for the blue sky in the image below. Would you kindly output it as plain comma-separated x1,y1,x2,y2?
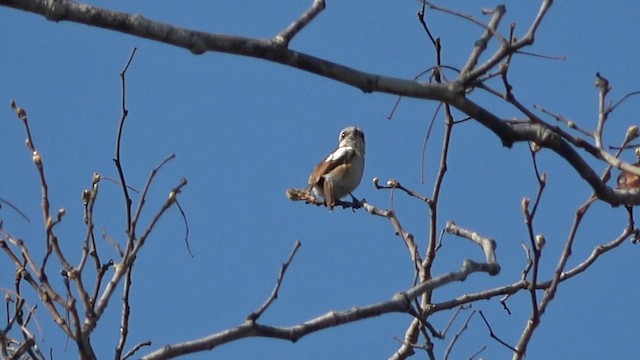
1,1,639,359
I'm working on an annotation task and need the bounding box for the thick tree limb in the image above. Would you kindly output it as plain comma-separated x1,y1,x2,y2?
0,0,450,100
2,0,638,206
142,259,496,360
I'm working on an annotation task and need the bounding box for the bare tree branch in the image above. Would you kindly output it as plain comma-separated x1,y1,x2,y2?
479,310,516,353
142,259,497,360
445,222,500,275
114,47,137,254
272,0,325,47
2,2,638,359
247,240,302,322
0,198,31,223
3,0,639,207
443,309,475,360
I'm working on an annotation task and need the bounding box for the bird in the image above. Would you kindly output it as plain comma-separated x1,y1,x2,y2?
617,163,640,190
617,162,640,224
307,126,365,210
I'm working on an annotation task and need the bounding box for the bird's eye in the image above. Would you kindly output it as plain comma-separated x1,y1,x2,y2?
340,131,346,138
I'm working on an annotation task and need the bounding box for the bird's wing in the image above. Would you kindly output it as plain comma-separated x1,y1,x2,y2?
325,146,354,162
308,146,355,186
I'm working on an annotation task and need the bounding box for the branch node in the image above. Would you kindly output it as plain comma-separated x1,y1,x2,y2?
272,0,325,47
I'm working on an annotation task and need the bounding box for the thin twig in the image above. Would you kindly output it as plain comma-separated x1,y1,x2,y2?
247,240,302,322
424,104,455,279
443,309,476,360
534,104,592,137
175,200,193,258
271,0,325,47
478,310,516,352
9,100,76,336
112,48,138,360
425,2,506,46
113,47,138,253
514,50,566,60
417,1,437,47
441,304,470,338
460,4,507,75
519,241,532,280
522,144,547,319
0,198,31,223
360,196,423,268
499,293,512,315
115,265,134,359
374,178,430,204
90,177,188,334
609,90,640,113
421,102,444,184
468,345,486,360
123,341,152,360
514,196,592,358
130,154,177,243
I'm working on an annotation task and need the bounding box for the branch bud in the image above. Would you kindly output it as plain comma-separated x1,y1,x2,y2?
387,179,399,188
168,190,177,204
594,72,611,94
535,234,546,250
521,197,530,214
82,189,91,205
530,142,541,153
626,126,639,141
56,208,66,222
10,100,27,121
32,151,42,167
540,172,547,184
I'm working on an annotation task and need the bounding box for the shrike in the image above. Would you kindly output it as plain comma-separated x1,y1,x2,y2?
617,163,640,190
307,126,365,210
617,162,640,220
